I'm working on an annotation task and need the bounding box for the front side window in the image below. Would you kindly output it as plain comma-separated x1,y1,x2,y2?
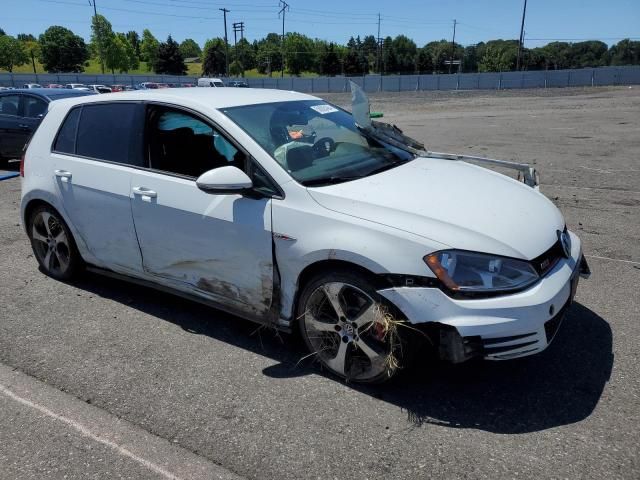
76,103,140,164
222,100,414,186
0,95,20,117
146,106,244,178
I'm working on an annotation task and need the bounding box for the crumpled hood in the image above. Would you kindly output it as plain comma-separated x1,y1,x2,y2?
307,157,564,259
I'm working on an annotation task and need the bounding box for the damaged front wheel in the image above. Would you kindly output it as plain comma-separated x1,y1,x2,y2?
297,271,410,383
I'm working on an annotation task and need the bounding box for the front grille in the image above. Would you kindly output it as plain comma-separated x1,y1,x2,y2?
531,237,565,277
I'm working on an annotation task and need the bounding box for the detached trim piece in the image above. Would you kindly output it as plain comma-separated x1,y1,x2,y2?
424,151,540,190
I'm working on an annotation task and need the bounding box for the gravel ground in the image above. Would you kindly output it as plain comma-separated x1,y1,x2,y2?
0,86,638,479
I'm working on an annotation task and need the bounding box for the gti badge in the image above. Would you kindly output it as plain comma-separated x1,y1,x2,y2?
558,229,571,258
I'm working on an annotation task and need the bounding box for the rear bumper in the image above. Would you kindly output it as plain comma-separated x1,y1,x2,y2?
378,231,588,361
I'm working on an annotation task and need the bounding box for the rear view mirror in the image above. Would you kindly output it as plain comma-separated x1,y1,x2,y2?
196,166,253,194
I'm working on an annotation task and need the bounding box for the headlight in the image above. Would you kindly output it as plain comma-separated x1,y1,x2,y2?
424,250,539,293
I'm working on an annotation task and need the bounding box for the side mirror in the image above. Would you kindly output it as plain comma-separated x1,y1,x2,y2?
196,166,253,194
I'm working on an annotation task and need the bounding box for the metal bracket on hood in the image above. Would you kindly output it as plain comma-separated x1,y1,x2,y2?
423,151,540,190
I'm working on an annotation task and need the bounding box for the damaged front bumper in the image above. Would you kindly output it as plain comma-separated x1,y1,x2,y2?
378,233,589,362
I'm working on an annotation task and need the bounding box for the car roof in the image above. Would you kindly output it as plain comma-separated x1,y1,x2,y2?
48,87,319,109
1,88,94,98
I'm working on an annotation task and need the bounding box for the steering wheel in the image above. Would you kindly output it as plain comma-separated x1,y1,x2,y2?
311,137,336,158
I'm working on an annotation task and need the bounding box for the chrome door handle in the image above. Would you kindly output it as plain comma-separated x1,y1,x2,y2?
132,186,157,198
54,170,72,181
19,124,31,130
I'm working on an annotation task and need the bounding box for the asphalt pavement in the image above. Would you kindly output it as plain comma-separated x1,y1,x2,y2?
0,87,638,479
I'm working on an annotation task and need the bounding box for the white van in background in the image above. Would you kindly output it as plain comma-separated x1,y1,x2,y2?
197,77,225,87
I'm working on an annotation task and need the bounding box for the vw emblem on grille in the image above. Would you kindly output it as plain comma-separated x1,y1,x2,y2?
557,229,571,258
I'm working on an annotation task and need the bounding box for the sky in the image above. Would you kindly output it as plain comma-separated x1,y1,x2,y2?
3,0,639,48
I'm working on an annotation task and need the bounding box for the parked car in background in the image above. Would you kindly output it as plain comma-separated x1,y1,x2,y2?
183,83,196,88
87,85,112,94
197,77,225,87
19,86,589,383
138,82,159,90
156,83,170,89
228,80,249,88
23,84,43,89
65,84,91,91
47,84,64,89
0,88,94,166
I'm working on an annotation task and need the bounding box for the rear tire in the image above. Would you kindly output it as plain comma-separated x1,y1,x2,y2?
27,204,82,280
296,269,413,383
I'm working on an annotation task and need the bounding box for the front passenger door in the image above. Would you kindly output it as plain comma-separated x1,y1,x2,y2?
0,94,26,159
129,105,274,317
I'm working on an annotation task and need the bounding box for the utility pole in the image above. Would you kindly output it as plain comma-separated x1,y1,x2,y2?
233,21,245,76
88,0,105,74
219,7,230,77
448,19,457,74
376,13,381,74
516,0,528,71
278,0,289,78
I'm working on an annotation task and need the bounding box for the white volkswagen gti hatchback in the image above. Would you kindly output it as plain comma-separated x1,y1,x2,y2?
20,86,590,383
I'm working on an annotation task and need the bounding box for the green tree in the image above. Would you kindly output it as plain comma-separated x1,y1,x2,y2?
392,35,418,73
179,38,201,59
154,35,186,75
608,39,640,66
103,33,139,73
38,26,89,72
0,28,5,36
536,41,571,70
90,14,115,73
318,42,340,76
0,35,28,72
284,32,314,75
255,33,282,75
202,38,227,76
140,29,160,71
17,33,37,42
232,38,255,72
126,30,140,58
568,41,608,68
477,40,518,72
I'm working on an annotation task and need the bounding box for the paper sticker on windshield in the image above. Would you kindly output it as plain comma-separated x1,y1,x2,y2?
310,104,338,115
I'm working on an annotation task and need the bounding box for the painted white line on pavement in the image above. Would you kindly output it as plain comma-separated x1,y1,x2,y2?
585,254,640,266
0,383,183,480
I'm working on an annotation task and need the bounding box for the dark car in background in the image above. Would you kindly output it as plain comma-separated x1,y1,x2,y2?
228,80,249,88
0,88,94,166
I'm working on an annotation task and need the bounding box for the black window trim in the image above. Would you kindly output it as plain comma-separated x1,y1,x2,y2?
142,100,284,199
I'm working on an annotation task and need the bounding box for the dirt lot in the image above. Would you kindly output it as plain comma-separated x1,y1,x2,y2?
0,87,639,479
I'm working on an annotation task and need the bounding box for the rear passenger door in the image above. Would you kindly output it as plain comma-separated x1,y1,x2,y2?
0,94,27,159
52,102,145,273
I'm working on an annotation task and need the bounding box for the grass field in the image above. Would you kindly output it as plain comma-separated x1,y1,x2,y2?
2,59,318,78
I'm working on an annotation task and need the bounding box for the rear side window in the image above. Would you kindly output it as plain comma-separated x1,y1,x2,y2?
24,96,48,118
53,107,81,154
76,103,140,164
0,95,20,116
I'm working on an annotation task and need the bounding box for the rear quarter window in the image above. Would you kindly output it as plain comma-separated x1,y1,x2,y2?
53,107,81,154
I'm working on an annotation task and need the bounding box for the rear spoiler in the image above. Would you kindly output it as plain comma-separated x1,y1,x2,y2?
349,81,540,190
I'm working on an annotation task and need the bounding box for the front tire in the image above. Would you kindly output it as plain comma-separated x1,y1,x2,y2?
27,205,82,280
297,270,411,383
